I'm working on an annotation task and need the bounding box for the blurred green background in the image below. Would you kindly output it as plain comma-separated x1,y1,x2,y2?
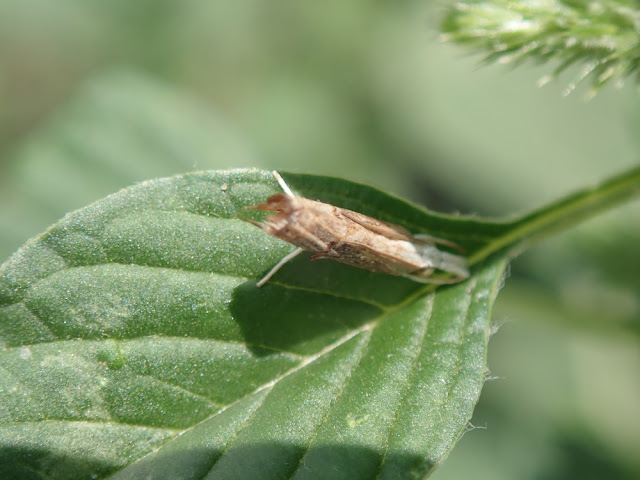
1,1,639,478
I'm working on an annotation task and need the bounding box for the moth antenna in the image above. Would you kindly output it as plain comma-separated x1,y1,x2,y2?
256,247,304,287
273,171,295,197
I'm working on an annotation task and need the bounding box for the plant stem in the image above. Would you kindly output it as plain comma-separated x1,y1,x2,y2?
469,164,640,265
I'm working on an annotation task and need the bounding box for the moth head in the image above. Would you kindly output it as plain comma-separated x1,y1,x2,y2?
246,193,293,213
245,193,298,234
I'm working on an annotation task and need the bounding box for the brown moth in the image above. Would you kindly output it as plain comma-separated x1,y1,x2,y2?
247,171,469,287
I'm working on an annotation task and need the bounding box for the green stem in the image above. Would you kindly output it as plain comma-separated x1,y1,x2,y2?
469,164,640,265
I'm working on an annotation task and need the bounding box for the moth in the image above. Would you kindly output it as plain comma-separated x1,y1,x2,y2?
247,171,469,287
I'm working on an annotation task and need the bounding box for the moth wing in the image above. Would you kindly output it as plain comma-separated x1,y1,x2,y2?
323,237,424,276
340,208,464,252
340,209,462,251
332,241,466,284
339,208,414,241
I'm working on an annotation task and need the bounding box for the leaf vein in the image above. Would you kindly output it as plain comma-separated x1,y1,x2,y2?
287,326,375,478
135,374,222,407
375,294,435,477
2,419,180,433
203,387,274,474
268,280,387,311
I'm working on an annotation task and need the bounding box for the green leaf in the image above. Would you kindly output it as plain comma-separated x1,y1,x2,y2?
0,170,507,479
3,164,640,479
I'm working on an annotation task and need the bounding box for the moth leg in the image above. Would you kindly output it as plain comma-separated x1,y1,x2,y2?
309,240,339,261
413,233,464,253
404,270,469,285
273,171,295,197
256,247,304,287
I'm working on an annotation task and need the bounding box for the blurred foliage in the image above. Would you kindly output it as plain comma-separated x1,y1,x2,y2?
442,0,640,96
1,0,639,478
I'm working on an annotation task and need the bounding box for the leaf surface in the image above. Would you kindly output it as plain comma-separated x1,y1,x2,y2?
0,170,508,479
